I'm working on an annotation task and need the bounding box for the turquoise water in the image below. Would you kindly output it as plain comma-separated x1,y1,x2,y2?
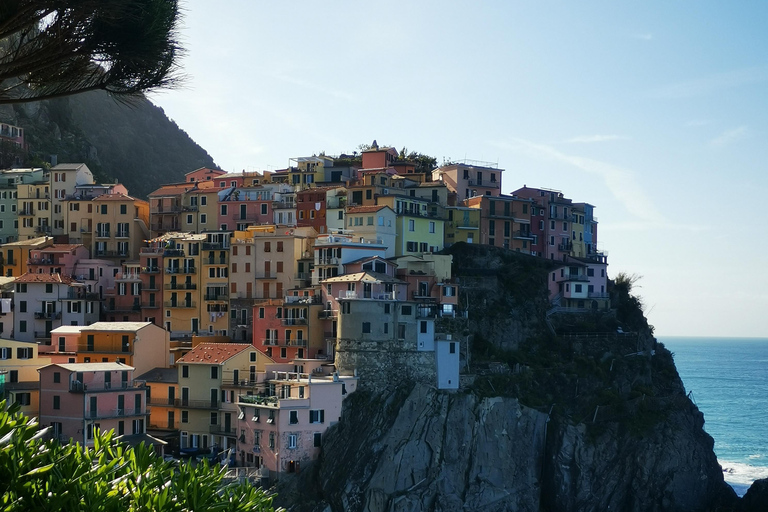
660,337,768,496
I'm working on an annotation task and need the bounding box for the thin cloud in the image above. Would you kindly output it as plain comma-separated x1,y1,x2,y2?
710,126,748,146
565,135,630,144
489,138,664,223
685,119,710,127
649,65,768,99
632,33,653,41
599,221,708,233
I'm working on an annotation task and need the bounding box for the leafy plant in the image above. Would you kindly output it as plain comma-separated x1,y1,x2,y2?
0,400,281,512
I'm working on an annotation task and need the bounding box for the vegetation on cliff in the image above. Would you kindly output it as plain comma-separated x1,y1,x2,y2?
0,90,216,197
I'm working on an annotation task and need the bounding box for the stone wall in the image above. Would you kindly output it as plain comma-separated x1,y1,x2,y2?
334,337,436,389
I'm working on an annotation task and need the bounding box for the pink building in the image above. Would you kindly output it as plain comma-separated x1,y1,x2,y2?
236,360,358,477
547,256,609,311
432,162,503,200
512,186,574,261
218,186,273,231
38,362,149,447
185,167,226,183
27,244,89,276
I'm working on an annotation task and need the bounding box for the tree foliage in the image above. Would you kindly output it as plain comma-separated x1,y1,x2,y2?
0,400,280,512
0,0,183,104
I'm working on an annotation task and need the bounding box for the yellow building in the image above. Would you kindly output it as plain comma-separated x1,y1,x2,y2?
61,197,93,246
381,196,445,256
135,367,179,438
176,343,272,453
74,321,170,376
201,232,230,335
17,180,52,239
179,184,219,234
92,193,150,262
1,338,53,417
570,204,587,258
160,233,206,337
444,206,481,246
0,236,53,277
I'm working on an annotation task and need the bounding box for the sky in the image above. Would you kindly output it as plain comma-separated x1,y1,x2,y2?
150,1,768,338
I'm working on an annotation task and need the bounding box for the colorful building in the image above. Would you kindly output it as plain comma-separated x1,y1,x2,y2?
1,338,52,417
464,194,534,253
73,321,170,375
91,193,150,262
432,161,503,200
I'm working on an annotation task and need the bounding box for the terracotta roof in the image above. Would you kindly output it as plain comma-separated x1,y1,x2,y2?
177,343,251,364
184,167,225,177
93,193,140,202
15,272,76,284
322,271,405,285
346,205,391,214
148,184,196,197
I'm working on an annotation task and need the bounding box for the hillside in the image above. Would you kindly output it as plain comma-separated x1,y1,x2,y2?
0,91,217,198
276,243,759,512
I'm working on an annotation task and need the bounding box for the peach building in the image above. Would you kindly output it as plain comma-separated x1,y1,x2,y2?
1,338,53,417
27,244,89,276
73,321,170,375
432,161,503,200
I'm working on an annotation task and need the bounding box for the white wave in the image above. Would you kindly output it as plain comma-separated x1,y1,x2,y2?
747,454,763,460
720,460,768,495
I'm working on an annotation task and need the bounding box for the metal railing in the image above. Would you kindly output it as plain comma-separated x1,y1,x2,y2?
281,318,307,326
165,267,196,274
165,283,197,290
34,311,61,320
164,301,196,308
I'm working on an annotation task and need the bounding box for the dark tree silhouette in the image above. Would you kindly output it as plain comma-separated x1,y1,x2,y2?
0,0,183,104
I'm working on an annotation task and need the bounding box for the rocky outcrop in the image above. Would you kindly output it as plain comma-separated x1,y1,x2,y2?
317,384,549,512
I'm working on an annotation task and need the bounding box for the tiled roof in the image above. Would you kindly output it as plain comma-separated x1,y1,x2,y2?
15,272,75,284
93,193,139,202
1,236,51,247
37,244,84,253
346,205,391,214
148,184,196,197
177,343,251,364
322,271,405,284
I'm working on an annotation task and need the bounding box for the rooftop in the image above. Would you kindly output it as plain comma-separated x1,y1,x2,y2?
322,271,405,285
177,343,251,365
15,273,76,284
44,362,135,372
135,367,178,383
81,321,154,332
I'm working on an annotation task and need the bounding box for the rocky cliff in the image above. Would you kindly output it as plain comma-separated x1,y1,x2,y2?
276,244,762,511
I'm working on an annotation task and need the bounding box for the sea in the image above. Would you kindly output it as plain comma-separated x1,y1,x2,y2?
659,337,768,497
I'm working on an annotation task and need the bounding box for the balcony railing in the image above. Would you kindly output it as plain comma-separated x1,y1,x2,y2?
164,301,196,308
204,294,228,301
115,231,130,239
148,421,178,431
69,381,137,393
165,283,197,290
254,272,276,279
513,230,535,239
142,266,161,273
317,310,337,319
467,179,499,188
558,243,573,251
27,258,54,265
281,317,307,326
140,247,163,255
19,207,34,216
115,272,141,281
34,331,52,340
87,407,148,420
95,231,110,238
178,399,218,409
205,257,227,265
564,274,589,282
163,248,185,257
261,338,307,347
209,425,237,435
34,311,61,320
588,292,610,299
165,267,196,274
202,242,228,250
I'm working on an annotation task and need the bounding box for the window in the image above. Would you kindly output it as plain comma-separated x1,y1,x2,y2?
100,204,107,214
19,321,26,333
53,396,60,410
211,367,218,379
261,203,268,215
181,411,189,423
408,219,415,231
53,372,60,383
264,242,270,252
429,221,435,233
45,284,53,293
289,410,298,424
19,301,26,313
362,322,371,334
15,393,31,406
220,205,228,215
420,321,428,334
17,347,32,359
182,365,189,378
314,432,322,447
200,213,207,224
269,432,275,449
277,241,283,252
587,268,594,277
288,434,297,449
210,412,218,425
401,305,412,315
450,342,456,354
309,409,325,424
574,284,582,293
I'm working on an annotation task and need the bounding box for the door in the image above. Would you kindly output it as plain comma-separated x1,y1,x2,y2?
240,204,246,221
224,413,232,434
168,386,175,406
181,387,189,406
233,369,239,385
117,395,124,415
210,388,217,408
191,318,199,334
89,396,97,418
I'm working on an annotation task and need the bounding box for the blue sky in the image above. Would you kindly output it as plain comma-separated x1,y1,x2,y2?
151,1,768,337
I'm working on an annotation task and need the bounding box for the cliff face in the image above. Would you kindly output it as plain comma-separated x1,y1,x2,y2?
278,244,744,512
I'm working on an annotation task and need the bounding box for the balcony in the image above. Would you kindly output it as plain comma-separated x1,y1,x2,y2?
150,205,182,214
34,331,52,340
513,230,535,239
588,292,610,299
315,257,339,266
164,301,196,308
115,272,141,281
27,258,54,266
148,397,177,407
19,207,34,216
165,267,196,274
94,231,110,239
148,421,178,431
202,242,227,250
260,338,306,347
87,407,148,420
254,272,276,279
94,250,129,258
564,274,589,282
205,257,227,265
34,311,61,320
467,179,499,189
165,283,197,290
163,248,185,257
558,243,573,252
115,230,130,239
178,399,218,409
65,290,99,300
35,225,52,235
70,381,138,393
140,247,163,255
204,294,228,301
142,266,161,274
317,310,337,320
281,317,307,326
209,425,237,436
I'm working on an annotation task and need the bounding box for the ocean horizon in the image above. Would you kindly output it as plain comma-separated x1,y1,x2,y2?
659,336,768,497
